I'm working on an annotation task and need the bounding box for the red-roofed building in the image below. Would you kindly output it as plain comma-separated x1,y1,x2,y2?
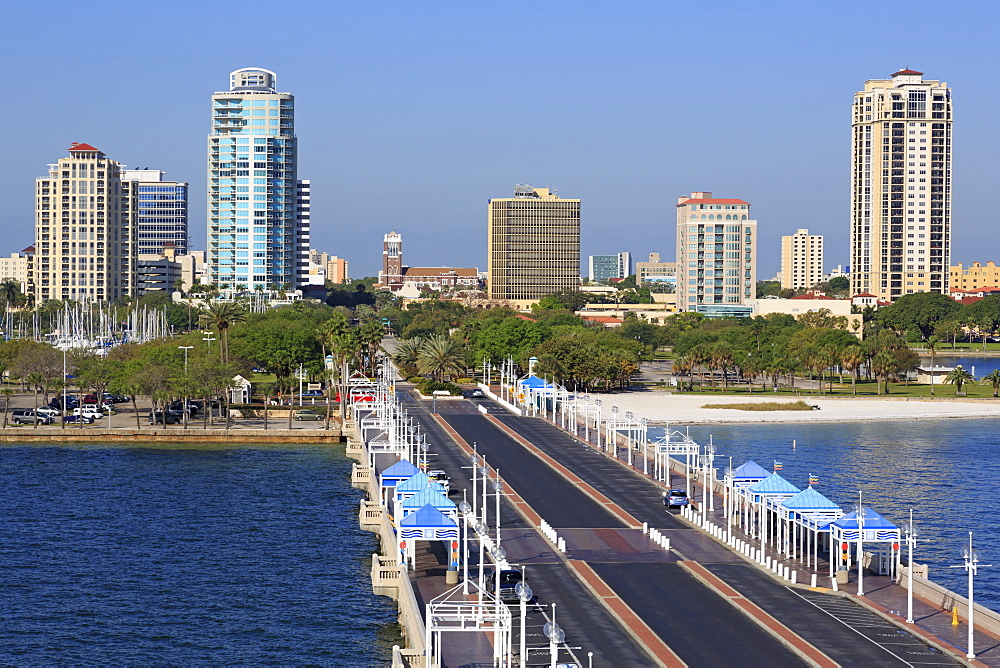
791,292,835,300
581,315,623,328
68,142,101,153
376,231,481,294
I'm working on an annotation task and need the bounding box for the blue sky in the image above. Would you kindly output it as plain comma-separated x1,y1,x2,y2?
3,0,998,279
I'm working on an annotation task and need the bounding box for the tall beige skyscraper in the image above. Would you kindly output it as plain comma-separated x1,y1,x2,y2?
780,229,824,291
850,68,952,301
675,192,757,313
487,185,580,303
31,143,136,302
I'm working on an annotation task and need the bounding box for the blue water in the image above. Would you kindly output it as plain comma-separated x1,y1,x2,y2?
922,354,1000,378
0,444,398,665
652,419,1000,611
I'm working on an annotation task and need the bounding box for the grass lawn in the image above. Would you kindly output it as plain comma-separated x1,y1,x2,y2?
702,401,814,411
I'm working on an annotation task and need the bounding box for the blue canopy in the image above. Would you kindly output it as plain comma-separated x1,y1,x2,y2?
402,487,456,511
748,473,800,495
380,459,420,486
518,375,553,389
732,460,770,480
831,507,897,531
399,504,460,540
396,471,440,493
781,486,840,511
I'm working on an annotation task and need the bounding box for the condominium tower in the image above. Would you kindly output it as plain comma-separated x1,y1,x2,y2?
675,191,757,312
31,143,136,302
487,185,580,302
850,68,952,301
121,169,189,255
780,229,824,291
588,252,632,283
207,68,309,291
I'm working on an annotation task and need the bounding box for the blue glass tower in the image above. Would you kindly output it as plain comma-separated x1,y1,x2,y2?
207,68,306,291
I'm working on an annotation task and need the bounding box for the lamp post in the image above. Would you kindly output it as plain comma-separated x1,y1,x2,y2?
202,330,216,351
459,499,473,594
855,492,865,596
640,418,649,475
904,509,918,624
475,520,488,604
479,465,489,525
593,399,602,449
515,581,533,668
582,394,590,442
178,345,193,373
543,603,564,668
949,531,992,660
704,442,716,512
624,411,635,467
725,460,736,541
61,347,67,430
470,449,481,518
610,405,619,457
490,543,507,663
492,477,503,549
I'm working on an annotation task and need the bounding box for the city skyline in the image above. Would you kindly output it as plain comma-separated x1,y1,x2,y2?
3,1,999,280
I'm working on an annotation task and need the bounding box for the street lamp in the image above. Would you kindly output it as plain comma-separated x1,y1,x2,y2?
949,531,992,660
624,411,635,467
543,603,564,668
593,399,602,449
855,492,865,596
177,345,193,373
202,330,216,350
515,581,533,668
492,477,503,549
610,405,619,457
704,442,716,512
640,418,649,475
474,520,489,604
583,395,590,442
459,499,473,594
904,509,918,624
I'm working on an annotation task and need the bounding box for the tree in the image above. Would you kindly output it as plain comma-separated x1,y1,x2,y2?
877,292,962,340
533,290,590,312
944,365,976,395
198,301,247,363
933,321,962,349
983,369,1000,398
756,281,781,298
321,312,359,424
925,336,940,395
417,335,466,381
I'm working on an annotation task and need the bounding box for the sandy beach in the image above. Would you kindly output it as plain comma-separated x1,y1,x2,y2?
589,391,1000,425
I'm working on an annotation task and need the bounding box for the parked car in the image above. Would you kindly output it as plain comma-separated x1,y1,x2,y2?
470,389,485,398
169,401,199,416
149,411,180,425
299,389,324,397
427,470,451,493
292,410,322,421
63,414,94,424
12,410,54,425
483,569,524,602
36,406,61,418
72,407,104,420
662,489,689,508
49,396,80,409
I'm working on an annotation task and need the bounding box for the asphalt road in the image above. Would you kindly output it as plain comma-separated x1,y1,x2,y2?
431,400,816,666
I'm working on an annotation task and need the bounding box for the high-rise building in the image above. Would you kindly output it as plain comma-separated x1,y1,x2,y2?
675,191,757,312
31,143,136,302
635,252,677,290
487,185,580,302
121,169,189,255
850,68,952,301
207,67,302,291
780,229,824,291
588,252,632,283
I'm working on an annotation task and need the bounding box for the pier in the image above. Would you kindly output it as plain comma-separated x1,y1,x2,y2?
351,359,999,666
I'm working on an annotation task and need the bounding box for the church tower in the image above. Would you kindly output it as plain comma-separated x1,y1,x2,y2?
379,231,403,287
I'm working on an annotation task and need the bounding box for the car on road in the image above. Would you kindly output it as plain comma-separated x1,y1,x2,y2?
427,470,450,493
149,411,180,425
483,569,525,603
662,489,689,508
470,389,485,398
292,410,322,421
63,414,94,424
12,410,54,425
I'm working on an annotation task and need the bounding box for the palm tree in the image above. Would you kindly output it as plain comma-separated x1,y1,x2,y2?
925,336,940,396
198,301,247,363
321,313,359,424
0,279,21,314
392,337,424,375
944,365,976,396
840,345,864,395
983,369,1000,398
417,335,465,382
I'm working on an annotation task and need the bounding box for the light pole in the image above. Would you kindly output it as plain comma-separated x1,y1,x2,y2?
61,347,67,430
855,491,865,596
202,330,216,351
475,520,488,605
515,581,533,668
583,394,590,442
949,531,992,660
904,509,918,624
610,405,619,457
459,499,473,594
490,544,507,663
493,476,503,549
705,441,716,512
624,411,635,467
640,417,649,475
544,603,564,668
178,345,193,373
593,399,602,449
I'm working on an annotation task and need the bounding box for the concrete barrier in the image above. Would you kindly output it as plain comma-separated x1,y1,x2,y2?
897,564,1000,637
